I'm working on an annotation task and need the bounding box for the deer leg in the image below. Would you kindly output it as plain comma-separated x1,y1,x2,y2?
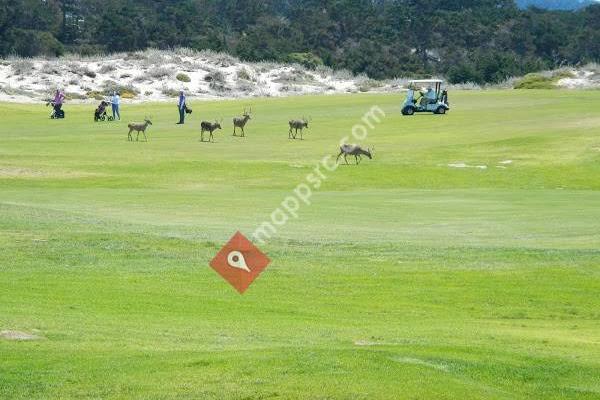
136,131,140,141
241,127,245,137
344,154,349,165
356,155,361,165
143,131,147,142
336,151,343,163
128,129,132,141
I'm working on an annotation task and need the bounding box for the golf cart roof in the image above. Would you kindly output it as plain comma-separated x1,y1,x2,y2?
409,79,444,84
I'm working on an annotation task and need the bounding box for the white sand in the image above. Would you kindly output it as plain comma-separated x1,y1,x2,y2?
0,49,402,104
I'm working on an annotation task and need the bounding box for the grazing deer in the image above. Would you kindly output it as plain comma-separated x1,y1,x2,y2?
336,144,373,165
127,118,153,142
200,120,222,142
233,108,252,137
289,117,309,140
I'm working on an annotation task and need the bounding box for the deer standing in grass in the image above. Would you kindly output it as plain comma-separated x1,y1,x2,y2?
233,108,251,137
337,144,373,165
127,118,153,142
289,117,309,140
200,120,222,142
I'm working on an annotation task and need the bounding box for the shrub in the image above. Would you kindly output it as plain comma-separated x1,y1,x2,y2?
176,73,191,82
212,53,236,67
552,70,575,80
514,74,553,89
11,59,34,75
125,52,147,61
315,65,333,79
161,86,180,97
65,92,87,100
286,52,324,70
204,70,225,83
120,90,137,99
86,90,105,100
274,69,315,84
101,81,139,98
99,64,116,74
209,81,229,92
148,66,171,79
333,69,354,80
357,78,382,92
42,62,61,75
236,80,255,93
68,63,96,78
513,70,573,89
236,68,253,81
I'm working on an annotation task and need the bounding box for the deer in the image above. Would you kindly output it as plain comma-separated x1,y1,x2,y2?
200,120,222,142
289,117,309,140
336,144,373,165
233,108,251,137
127,118,153,142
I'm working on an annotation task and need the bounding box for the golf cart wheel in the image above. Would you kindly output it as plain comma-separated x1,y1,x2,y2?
436,107,446,115
402,107,415,116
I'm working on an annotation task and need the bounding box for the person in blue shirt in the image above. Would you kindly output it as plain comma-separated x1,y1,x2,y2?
177,91,186,124
110,91,120,121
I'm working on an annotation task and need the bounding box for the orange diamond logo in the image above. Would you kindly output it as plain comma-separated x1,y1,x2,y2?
210,231,271,294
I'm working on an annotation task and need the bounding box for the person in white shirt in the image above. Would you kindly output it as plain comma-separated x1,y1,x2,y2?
425,87,437,103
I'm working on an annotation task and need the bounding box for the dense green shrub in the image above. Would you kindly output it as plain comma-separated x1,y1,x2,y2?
176,73,191,82
286,53,324,70
514,71,575,89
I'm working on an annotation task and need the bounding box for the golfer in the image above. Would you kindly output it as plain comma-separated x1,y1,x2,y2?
426,86,437,103
110,91,121,121
177,90,186,125
53,89,65,113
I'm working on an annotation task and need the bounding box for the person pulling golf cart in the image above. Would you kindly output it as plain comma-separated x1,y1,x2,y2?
402,79,450,115
46,89,66,119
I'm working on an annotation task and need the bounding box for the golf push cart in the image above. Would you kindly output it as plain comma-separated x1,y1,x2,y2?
401,79,450,115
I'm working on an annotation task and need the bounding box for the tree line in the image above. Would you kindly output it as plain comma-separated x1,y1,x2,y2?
0,0,598,84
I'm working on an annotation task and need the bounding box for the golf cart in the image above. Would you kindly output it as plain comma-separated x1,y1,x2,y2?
401,79,449,115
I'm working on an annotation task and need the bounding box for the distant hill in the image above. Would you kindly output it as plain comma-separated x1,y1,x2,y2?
1,1,599,84
517,0,598,9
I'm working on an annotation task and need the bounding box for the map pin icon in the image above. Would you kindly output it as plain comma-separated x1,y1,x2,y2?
227,251,251,272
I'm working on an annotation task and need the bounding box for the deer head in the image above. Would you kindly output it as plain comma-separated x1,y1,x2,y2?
144,116,153,125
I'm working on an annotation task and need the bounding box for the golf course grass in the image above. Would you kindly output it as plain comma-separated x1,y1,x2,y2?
1,90,599,399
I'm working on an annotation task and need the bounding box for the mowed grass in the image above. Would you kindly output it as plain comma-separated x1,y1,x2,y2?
0,91,599,399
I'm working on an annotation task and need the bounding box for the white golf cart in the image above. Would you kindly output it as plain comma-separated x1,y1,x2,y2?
401,79,450,115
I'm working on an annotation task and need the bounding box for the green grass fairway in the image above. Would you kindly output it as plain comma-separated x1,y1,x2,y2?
1,91,600,399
